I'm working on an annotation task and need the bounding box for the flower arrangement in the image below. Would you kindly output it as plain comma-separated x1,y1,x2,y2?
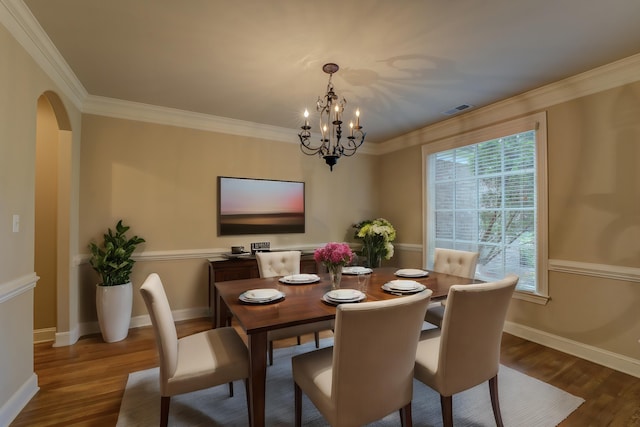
314,242,354,268
353,218,396,268
314,242,354,289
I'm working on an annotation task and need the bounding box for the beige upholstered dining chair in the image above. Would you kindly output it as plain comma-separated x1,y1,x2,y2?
292,290,433,427
414,274,518,427
256,251,334,365
424,248,479,327
256,250,301,278
140,273,249,427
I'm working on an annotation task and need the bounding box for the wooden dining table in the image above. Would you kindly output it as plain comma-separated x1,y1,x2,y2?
214,266,482,427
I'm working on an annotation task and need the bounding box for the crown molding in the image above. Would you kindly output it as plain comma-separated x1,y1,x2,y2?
375,52,640,155
83,94,378,153
0,0,86,109
4,0,639,155
0,0,370,150
83,95,301,144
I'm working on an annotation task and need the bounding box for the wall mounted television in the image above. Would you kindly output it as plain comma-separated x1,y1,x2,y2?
217,176,305,236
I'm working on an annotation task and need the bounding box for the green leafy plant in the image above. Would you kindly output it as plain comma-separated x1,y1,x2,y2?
89,220,145,286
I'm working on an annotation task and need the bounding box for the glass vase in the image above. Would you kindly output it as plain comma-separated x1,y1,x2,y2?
327,264,343,290
363,248,382,268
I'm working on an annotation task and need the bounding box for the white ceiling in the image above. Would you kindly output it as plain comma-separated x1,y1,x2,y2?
21,0,640,143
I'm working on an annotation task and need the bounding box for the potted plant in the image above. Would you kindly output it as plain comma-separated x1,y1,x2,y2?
89,220,145,342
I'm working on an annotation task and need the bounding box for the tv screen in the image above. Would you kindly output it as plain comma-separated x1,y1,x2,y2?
217,176,305,235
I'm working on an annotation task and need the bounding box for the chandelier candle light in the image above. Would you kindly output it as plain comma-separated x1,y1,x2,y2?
299,63,365,171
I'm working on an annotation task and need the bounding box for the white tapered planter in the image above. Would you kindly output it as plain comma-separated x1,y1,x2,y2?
96,282,133,343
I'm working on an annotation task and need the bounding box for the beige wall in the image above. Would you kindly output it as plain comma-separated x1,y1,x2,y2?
34,96,58,331
2,7,640,420
0,20,81,420
0,21,39,412
77,73,640,364
380,82,640,361
78,114,380,320
378,145,424,245
512,82,640,358
547,83,640,265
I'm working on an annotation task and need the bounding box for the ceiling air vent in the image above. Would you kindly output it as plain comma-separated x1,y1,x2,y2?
442,104,474,116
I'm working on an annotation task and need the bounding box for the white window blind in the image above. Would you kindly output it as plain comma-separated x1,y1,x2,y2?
428,130,538,291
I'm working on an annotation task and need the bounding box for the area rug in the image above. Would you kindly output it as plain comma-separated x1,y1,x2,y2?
117,338,584,426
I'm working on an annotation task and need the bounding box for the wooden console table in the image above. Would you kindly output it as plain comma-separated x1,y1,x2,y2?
207,253,318,327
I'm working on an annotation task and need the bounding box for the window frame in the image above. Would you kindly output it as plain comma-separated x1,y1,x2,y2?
421,112,549,304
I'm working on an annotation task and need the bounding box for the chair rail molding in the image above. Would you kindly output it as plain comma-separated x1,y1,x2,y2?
75,243,339,264
0,272,38,304
394,242,422,252
548,259,640,283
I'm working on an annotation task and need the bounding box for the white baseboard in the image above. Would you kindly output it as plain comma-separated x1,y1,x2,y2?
504,321,640,379
0,373,38,427
53,324,80,347
129,307,210,329
71,307,211,344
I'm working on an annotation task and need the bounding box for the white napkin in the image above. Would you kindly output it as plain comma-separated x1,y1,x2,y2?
395,268,428,277
387,280,421,291
343,266,373,274
284,274,319,282
244,288,281,300
327,289,363,300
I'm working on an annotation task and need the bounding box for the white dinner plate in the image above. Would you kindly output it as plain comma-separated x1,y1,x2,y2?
279,274,321,284
382,280,426,294
342,266,373,275
239,288,284,303
327,289,364,300
323,289,366,305
387,280,422,291
395,268,429,278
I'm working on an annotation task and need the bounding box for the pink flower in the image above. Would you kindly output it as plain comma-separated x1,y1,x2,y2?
314,242,354,267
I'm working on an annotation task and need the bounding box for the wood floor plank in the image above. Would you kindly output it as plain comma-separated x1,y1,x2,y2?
10,318,640,426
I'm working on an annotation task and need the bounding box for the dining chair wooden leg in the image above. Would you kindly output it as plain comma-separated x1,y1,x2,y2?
294,382,303,427
399,402,413,427
297,335,301,345
160,396,170,427
226,312,233,327
228,381,233,397
440,394,453,427
314,331,320,348
489,375,504,427
268,341,274,366
244,379,251,427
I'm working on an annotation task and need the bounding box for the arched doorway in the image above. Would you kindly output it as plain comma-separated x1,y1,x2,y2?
34,91,72,346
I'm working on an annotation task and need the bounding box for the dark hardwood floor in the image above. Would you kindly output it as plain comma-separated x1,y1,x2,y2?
11,318,640,426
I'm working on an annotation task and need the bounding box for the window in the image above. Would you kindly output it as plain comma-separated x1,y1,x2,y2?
423,113,548,301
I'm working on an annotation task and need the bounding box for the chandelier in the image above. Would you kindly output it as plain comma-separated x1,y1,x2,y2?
298,63,365,171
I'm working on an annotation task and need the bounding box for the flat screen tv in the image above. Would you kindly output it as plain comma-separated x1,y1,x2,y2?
217,176,305,235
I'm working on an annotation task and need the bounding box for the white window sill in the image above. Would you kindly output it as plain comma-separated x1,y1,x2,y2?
513,289,549,305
